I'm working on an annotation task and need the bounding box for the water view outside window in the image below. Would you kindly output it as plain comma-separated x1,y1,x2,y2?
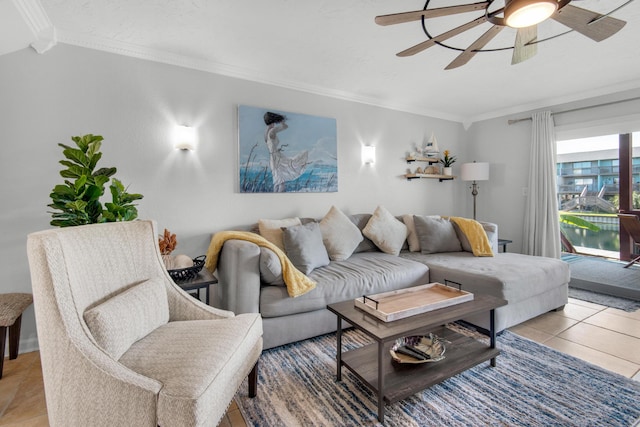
557,132,640,257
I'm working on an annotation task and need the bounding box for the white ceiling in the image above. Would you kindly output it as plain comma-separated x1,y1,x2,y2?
4,0,640,124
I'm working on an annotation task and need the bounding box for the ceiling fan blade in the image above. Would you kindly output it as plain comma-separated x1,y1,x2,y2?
375,2,489,26
552,4,626,42
511,25,538,65
445,25,504,70
397,16,488,57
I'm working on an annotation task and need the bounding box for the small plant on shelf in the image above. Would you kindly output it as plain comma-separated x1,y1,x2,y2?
439,150,456,167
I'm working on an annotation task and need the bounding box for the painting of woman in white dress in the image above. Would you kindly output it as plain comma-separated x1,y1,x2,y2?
239,105,337,193
263,112,308,192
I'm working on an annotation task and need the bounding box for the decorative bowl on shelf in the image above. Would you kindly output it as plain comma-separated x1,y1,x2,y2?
390,333,448,364
167,255,206,282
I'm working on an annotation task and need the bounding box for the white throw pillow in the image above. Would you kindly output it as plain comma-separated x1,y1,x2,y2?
319,206,363,261
363,206,408,256
84,277,169,359
402,214,421,252
258,217,301,251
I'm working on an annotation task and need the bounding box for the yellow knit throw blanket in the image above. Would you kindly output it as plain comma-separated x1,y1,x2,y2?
205,231,316,298
448,217,494,257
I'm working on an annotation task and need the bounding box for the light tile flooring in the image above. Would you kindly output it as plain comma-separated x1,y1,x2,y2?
1,297,638,426
510,297,640,380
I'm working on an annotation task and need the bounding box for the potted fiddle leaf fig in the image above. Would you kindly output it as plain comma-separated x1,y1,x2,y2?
48,134,143,227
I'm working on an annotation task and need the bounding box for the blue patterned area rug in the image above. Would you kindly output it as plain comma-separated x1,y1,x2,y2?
236,328,640,426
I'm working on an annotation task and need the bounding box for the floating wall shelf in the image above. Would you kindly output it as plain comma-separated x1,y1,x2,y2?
405,173,455,182
406,156,440,164
404,157,453,182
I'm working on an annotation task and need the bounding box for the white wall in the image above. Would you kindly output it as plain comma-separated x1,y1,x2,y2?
0,44,466,352
465,116,531,253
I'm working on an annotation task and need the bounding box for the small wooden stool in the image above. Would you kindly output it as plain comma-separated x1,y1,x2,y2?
0,293,33,379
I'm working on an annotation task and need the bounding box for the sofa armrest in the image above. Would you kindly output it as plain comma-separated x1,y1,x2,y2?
479,221,499,254
216,239,262,314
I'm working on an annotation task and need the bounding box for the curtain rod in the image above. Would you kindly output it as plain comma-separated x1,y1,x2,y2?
507,96,640,125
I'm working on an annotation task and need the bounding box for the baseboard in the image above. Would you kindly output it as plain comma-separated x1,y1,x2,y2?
4,337,39,357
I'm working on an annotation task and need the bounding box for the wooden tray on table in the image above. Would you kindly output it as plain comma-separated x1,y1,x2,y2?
354,282,473,322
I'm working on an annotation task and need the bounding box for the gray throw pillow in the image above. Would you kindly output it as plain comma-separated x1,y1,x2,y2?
413,215,462,254
259,247,285,286
282,222,330,275
452,222,473,253
349,213,378,253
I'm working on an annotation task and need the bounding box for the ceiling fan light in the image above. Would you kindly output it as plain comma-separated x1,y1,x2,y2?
505,0,558,28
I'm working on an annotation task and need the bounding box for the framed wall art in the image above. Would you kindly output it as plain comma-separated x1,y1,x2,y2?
238,105,337,193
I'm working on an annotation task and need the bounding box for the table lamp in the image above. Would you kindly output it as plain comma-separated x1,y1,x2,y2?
460,161,490,220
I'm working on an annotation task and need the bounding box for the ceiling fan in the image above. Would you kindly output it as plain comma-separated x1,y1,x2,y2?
375,0,629,69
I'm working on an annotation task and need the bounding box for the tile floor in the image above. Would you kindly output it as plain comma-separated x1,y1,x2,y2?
510,297,640,380
1,297,638,426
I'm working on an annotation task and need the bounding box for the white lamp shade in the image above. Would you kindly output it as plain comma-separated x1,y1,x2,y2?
460,162,490,181
361,145,376,164
175,125,196,150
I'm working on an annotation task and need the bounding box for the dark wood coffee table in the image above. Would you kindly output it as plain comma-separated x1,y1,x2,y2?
327,293,507,423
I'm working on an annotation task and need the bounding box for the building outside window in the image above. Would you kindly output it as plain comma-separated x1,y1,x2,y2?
557,133,640,257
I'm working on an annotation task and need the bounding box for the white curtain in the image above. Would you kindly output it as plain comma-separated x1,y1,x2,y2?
523,111,561,258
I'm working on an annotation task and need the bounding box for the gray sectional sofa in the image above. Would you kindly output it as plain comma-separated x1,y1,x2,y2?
212,210,569,349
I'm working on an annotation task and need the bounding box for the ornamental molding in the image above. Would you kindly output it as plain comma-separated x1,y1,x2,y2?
12,0,56,53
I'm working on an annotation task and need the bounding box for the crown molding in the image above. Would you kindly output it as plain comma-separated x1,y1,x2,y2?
41,28,640,128
466,78,640,126
12,0,56,53
55,30,465,124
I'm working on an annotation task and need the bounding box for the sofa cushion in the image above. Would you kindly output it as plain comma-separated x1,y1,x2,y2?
259,252,430,317
282,222,330,275
258,217,301,251
319,206,363,261
119,313,262,426
363,206,408,256
84,277,169,359
413,215,462,254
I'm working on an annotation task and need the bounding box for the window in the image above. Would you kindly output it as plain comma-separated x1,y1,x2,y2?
557,132,639,257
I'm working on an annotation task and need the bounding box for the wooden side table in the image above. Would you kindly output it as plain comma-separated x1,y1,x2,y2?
174,268,217,305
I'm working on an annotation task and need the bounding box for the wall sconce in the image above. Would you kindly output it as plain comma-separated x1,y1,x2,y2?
362,145,376,165
174,125,196,151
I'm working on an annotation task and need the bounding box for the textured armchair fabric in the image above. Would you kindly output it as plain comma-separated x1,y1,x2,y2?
27,220,262,427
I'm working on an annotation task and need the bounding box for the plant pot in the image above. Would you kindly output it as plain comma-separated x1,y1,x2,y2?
443,167,452,176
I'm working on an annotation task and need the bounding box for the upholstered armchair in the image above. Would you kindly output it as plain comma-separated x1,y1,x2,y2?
27,220,262,427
